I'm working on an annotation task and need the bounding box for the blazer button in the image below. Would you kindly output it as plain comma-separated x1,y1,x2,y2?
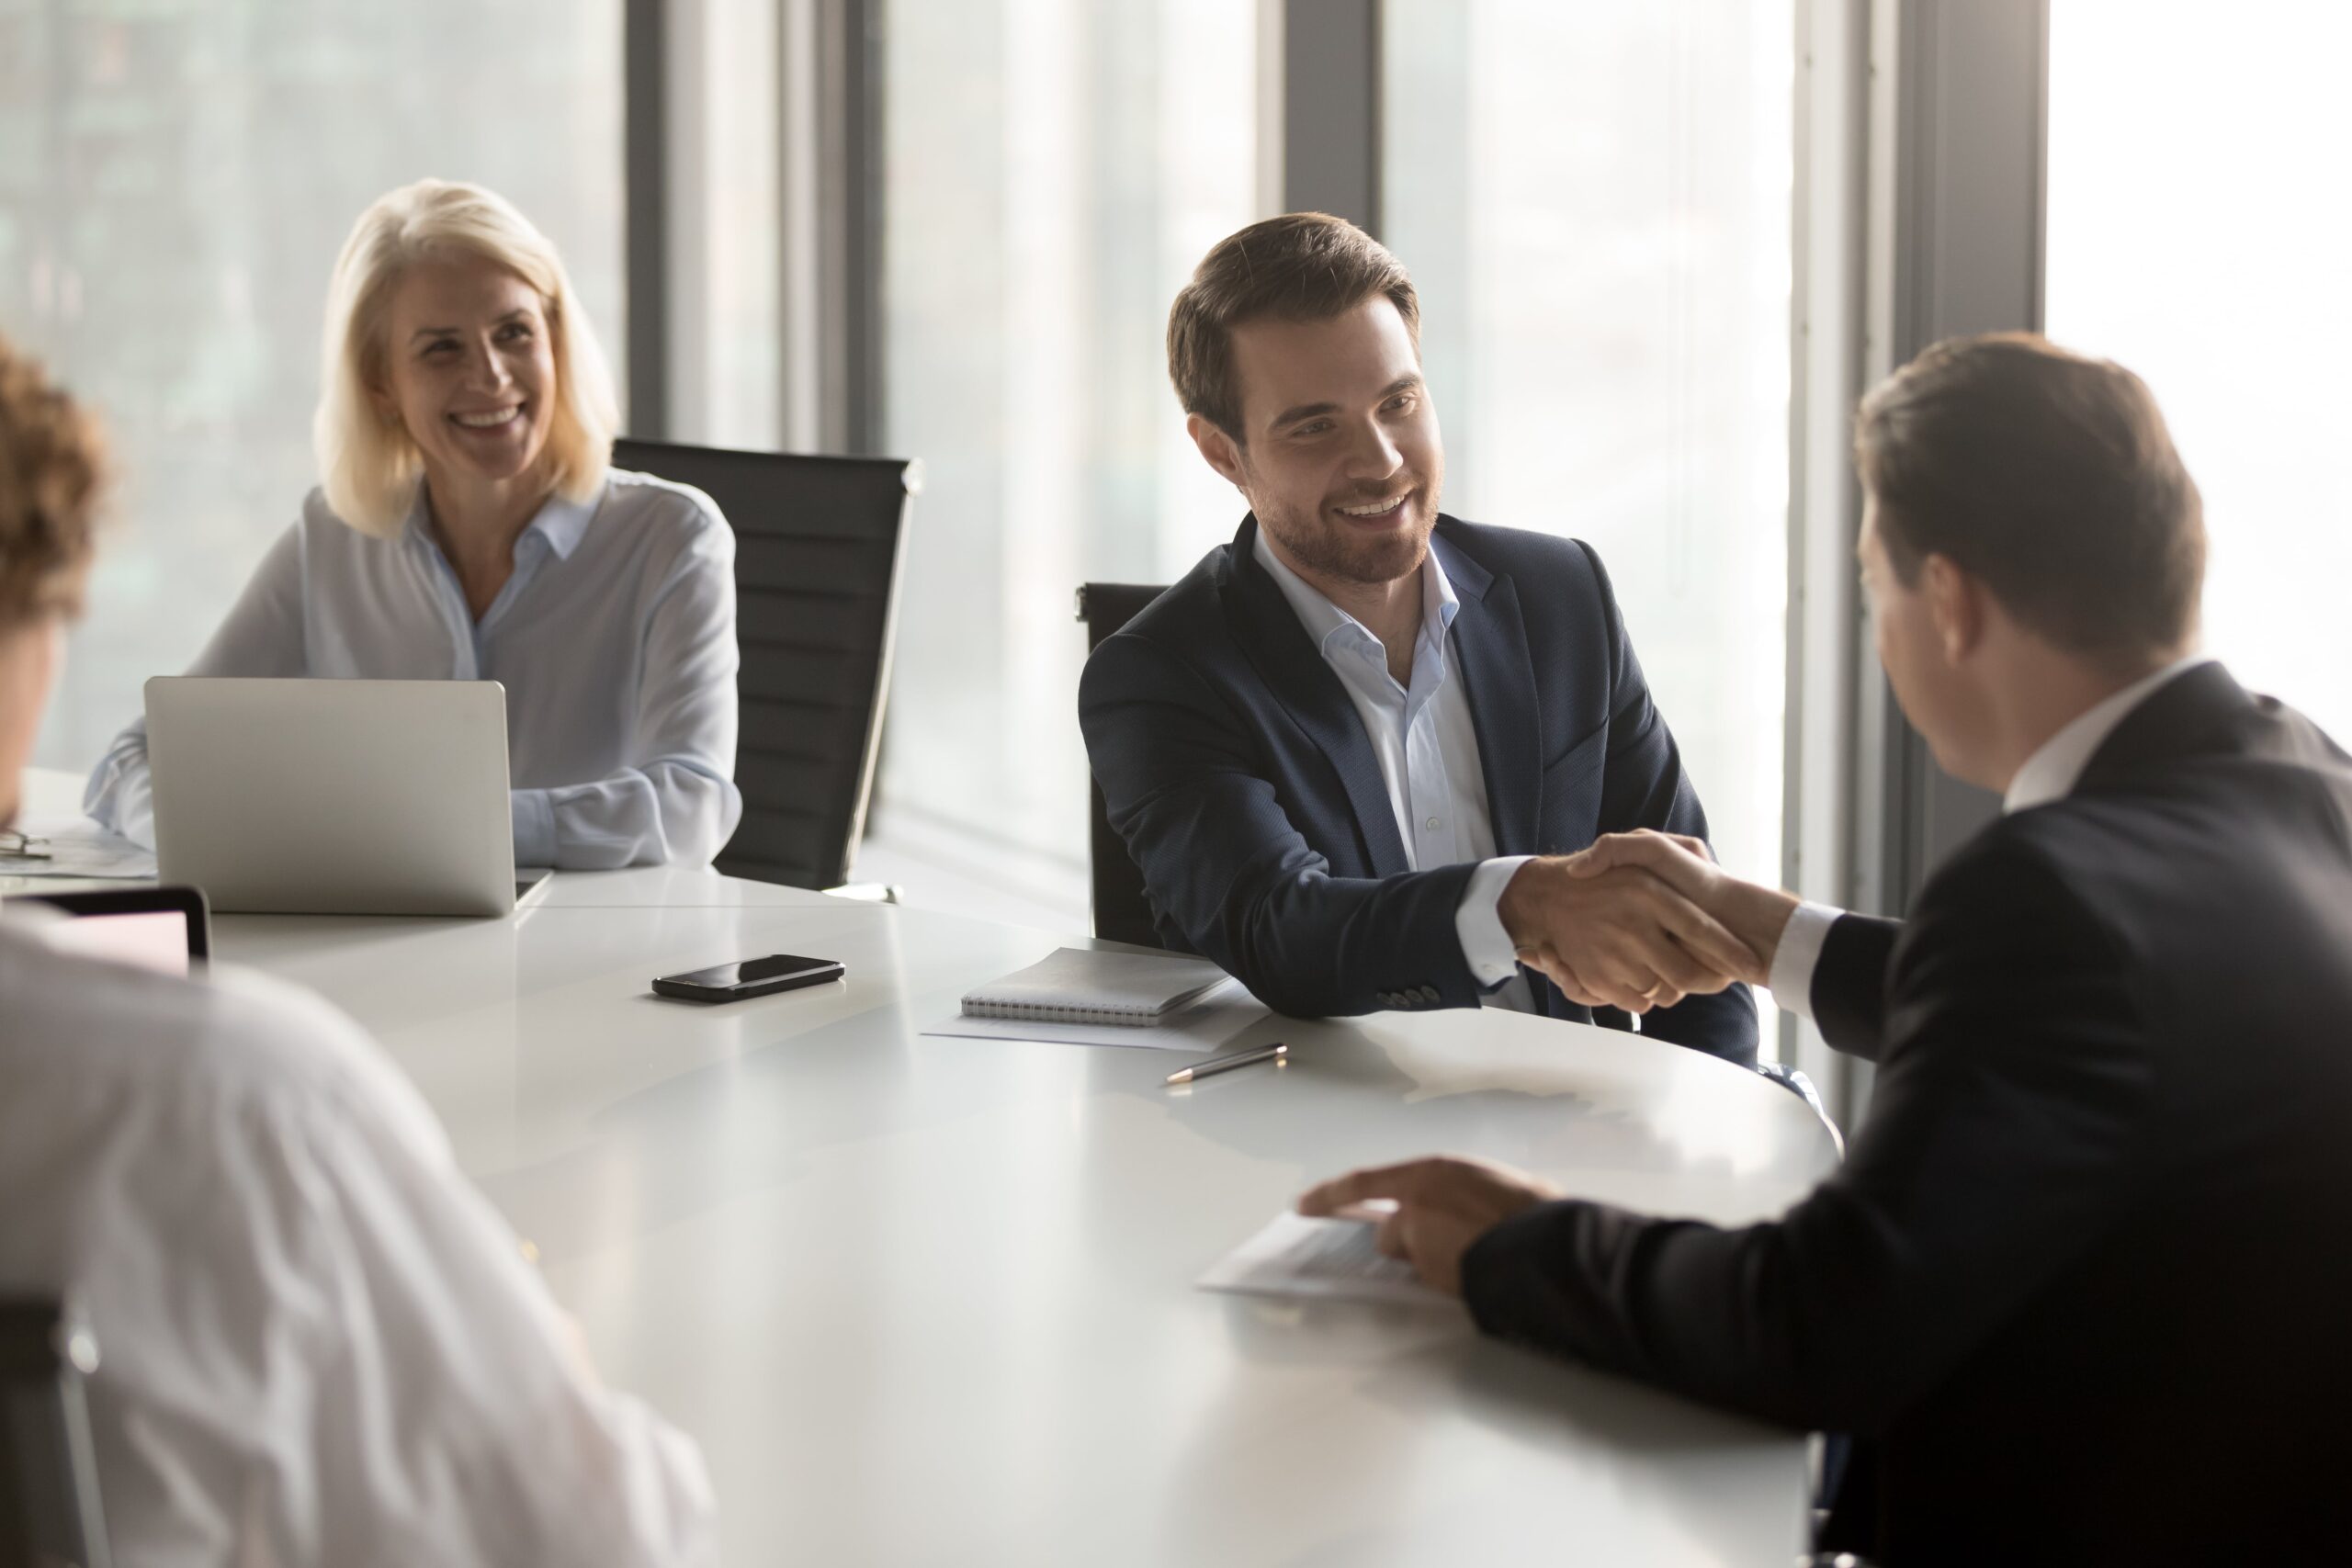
1418,986,1439,1004
1376,991,1396,1007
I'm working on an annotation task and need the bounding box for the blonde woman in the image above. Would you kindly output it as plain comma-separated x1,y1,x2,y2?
86,179,741,868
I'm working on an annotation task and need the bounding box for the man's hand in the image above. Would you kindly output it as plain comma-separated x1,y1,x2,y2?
1296,1156,1563,1296
1521,833,1800,1006
1498,854,1758,1013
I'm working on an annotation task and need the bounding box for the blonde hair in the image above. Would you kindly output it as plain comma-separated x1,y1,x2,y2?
313,179,618,536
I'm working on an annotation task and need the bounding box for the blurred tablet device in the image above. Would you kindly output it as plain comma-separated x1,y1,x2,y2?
18,886,209,976
146,677,537,918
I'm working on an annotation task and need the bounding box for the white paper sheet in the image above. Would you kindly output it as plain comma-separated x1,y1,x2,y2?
0,814,158,880
922,979,1268,1053
1195,1212,1456,1309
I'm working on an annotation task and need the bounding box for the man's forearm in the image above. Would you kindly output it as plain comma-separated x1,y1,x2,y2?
1206,857,1490,1017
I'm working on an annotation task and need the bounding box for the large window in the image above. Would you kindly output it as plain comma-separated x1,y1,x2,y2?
875,0,1261,897
2046,0,2352,744
1382,0,1796,889
3,2,624,773
12,3,1801,908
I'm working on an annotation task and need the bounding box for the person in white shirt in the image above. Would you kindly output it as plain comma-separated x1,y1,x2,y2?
0,333,715,1562
83,178,741,869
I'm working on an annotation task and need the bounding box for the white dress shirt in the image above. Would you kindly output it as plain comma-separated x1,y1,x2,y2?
1769,654,2216,1017
0,913,717,1566
85,471,742,869
1251,530,1533,1010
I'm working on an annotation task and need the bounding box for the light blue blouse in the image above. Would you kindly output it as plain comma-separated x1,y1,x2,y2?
85,472,742,869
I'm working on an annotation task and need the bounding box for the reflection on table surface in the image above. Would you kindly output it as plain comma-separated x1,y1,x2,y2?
209,878,1831,1567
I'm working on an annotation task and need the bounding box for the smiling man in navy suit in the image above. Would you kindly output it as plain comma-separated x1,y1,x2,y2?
1077,213,1758,1064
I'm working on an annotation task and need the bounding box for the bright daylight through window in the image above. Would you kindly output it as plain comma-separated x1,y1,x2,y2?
876,0,1795,908
1385,0,1795,892
2046,0,2352,747
3,2,625,774
876,0,1261,905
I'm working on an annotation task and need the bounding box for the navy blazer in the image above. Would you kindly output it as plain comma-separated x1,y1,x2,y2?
1077,514,1758,1066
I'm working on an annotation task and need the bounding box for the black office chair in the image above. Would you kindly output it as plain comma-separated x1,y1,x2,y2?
0,1299,110,1568
1074,583,1171,948
614,439,918,890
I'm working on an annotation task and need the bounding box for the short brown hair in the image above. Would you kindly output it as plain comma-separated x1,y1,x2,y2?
0,333,107,626
1167,212,1419,439
1857,333,2204,664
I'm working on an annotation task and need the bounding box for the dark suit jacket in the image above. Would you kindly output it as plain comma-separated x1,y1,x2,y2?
1078,514,1757,1065
1461,662,2352,1562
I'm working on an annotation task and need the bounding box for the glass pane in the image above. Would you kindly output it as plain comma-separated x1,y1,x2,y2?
2046,0,2352,743
2,2,625,773
1381,0,1795,889
877,0,1261,879
701,0,782,449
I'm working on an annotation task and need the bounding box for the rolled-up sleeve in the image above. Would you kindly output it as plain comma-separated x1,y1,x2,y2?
85,522,310,848
509,522,741,869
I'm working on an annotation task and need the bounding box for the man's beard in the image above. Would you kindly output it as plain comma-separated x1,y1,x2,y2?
1253,483,1436,587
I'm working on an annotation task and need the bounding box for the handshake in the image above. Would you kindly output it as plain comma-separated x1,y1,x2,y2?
1497,831,1801,1014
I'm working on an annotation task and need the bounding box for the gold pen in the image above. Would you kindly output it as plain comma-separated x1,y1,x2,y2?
1164,1041,1287,1086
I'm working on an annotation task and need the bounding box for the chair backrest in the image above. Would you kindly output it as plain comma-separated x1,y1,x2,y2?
0,1300,110,1568
614,439,917,889
1075,583,1171,949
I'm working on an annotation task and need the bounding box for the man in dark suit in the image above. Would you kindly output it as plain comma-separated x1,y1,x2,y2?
1079,213,1758,1065
1302,333,2352,1562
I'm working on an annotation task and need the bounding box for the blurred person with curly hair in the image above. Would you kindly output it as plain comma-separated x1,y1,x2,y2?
0,331,717,1564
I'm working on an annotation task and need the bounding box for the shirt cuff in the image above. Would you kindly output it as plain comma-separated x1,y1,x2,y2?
511,788,558,868
1766,901,1844,1021
1455,855,1535,989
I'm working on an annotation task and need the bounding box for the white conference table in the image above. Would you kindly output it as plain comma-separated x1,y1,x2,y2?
13,771,1836,1566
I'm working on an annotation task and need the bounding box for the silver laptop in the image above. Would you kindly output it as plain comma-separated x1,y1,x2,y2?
145,677,551,917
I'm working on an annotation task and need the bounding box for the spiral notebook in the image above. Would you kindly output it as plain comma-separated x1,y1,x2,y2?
960,946,1237,1026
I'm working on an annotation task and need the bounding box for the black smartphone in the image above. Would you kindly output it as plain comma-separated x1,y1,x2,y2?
651,953,844,1003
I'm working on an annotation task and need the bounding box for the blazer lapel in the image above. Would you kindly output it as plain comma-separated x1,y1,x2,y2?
1221,517,1412,876
1437,528,1542,857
